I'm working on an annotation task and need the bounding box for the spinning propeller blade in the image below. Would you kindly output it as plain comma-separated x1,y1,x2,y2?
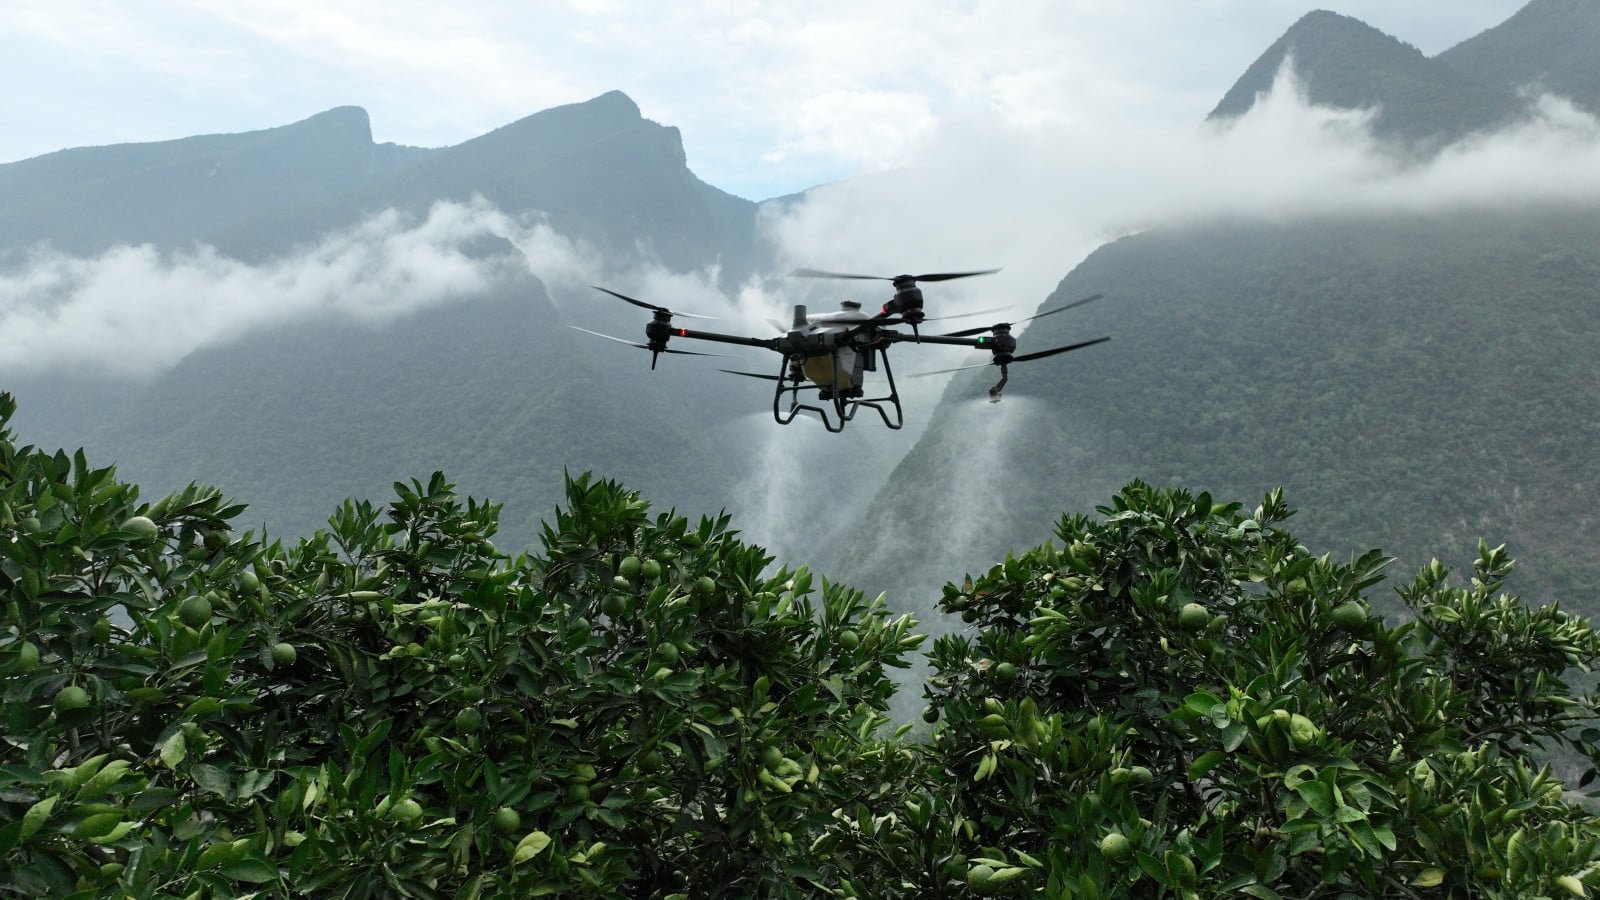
940,293,1102,337
591,285,718,319
790,268,1000,283
905,336,1110,378
718,369,783,381
568,326,733,358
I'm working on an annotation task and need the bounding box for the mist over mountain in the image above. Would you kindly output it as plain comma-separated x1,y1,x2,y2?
3,1,1598,613
1209,10,1529,146
843,0,1600,627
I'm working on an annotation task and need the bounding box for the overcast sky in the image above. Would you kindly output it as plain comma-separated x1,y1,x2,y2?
2,0,1532,201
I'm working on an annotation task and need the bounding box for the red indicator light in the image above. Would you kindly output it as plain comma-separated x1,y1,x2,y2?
679,328,688,336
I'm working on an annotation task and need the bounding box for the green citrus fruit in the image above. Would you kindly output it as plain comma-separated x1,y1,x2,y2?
203,529,233,551
1331,601,1367,632
1129,765,1154,785
1099,832,1132,859
565,783,591,803
178,595,213,628
967,864,995,890
759,745,784,770
641,558,663,581
1178,602,1209,631
121,515,159,540
838,629,861,650
601,593,628,618
54,685,91,713
693,576,716,597
639,750,665,772
612,575,633,591
389,798,423,824
460,684,485,702
682,532,704,548
618,556,642,578
271,642,297,665
14,640,40,673
92,617,112,644
454,707,482,733
656,642,681,665
492,806,521,833
921,706,940,724
238,570,261,592
995,661,1018,680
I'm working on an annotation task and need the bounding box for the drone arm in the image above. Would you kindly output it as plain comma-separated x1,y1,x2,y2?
670,328,781,351
879,332,988,349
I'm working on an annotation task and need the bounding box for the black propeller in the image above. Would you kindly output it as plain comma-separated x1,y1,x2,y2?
591,285,718,319
940,293,1102,338
791,268,1000,284
718,369,783,382
569,326,733,369
907,336,1111,379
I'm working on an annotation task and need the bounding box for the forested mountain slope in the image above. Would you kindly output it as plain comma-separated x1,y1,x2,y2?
843,209,1600,623
0,93,770,549
1438,0,1600,116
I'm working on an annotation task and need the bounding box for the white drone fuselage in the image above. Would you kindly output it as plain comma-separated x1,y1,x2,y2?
789,304,872,389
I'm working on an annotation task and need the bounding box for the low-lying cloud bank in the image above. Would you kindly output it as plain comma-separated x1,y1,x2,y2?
4,67,1597,377
765,65,1600,329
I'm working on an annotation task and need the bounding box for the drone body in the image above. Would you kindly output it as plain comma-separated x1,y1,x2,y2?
575,269,1109,432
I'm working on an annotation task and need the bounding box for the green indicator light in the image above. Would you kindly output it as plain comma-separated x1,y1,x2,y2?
977,337,987,344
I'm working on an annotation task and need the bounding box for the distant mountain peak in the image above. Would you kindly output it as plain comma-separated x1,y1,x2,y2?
285,105,374,145
1437,0,1600,116
1209,8,1526,146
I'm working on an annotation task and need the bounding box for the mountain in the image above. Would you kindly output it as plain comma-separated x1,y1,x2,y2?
206,92,758,280
0,93,778,549
0,106,429,259
842,208,1600,623
848,5,1600,625
1437,0,1600,116
1208,10,1528,146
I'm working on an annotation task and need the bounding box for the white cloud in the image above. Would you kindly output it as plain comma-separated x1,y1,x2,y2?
1,1,1531,199
0,199,598,375
761,62,1600,338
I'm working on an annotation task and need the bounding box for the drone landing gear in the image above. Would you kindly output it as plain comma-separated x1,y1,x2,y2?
771,350,905,432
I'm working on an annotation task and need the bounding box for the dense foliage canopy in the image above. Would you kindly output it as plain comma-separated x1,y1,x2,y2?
4,390,1600,898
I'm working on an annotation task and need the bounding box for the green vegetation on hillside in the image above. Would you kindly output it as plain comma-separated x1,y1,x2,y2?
846,209,1600,624
5,391,1600,897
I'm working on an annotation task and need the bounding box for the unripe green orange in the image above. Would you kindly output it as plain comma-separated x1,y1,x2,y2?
838,629,860,650
121,515,159,540
178,595,213,628
454,707,482,733
271,642,297,666
1178,602,1209,631
14,640,40,672
54,685,91,714
492,806,521,833
694,576,716,597
618,556,642,578
389,798,423,824
1331,601,1367,632
1099,832,1132,859
641,558,663,580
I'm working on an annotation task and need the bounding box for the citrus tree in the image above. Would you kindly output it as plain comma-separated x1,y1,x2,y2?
0,392,922,898
918,481,1600,898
